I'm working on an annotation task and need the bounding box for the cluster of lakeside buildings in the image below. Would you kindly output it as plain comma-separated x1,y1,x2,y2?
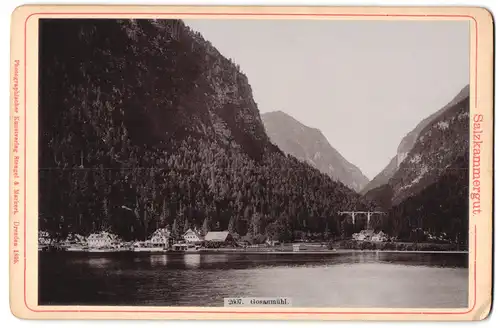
38,228,237,253
39,228,406,254
351,230,390,242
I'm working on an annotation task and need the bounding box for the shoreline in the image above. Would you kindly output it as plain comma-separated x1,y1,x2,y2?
38,248,468,255
197,249,468,255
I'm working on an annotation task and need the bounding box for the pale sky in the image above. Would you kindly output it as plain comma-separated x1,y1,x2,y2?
185,19,470,179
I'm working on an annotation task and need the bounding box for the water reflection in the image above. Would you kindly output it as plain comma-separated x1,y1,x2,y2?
86,258,111,268
183,254,201,269
150,255,168,266
200,254,230,266
39,252,468,308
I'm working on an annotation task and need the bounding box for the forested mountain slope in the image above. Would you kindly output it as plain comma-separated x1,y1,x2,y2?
39,19,367,242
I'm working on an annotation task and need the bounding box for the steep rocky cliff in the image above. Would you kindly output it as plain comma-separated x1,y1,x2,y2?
262,111,369,192
39,19,273,163
361,85,470,195
389,92,469,205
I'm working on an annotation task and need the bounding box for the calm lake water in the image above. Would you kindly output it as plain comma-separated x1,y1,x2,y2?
38,251,468,308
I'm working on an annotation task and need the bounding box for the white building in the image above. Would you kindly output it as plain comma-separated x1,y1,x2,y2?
352,230,389,242
371,231,389,242
352,230,375,241
38,230,52,246
149,228,172,248
87,232,119,249
183,228,203,244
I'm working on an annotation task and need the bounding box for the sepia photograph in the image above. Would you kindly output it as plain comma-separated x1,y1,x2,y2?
36,17,472,309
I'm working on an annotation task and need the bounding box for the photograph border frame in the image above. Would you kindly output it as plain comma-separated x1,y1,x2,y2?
9,5,493,320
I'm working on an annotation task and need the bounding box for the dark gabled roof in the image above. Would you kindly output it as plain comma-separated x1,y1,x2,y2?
204,231,230,241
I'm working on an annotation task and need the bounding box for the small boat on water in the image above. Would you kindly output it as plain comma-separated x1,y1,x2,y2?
66,245,89,252
87,241,132,253
62,240,89,252
186,245,201,253
87,245,130,253
38,244,64,252
171,243,201,253
186,244,201,253
132,241,167,253
87,247,115,253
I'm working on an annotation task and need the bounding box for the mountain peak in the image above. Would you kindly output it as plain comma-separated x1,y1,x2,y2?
263,110,302,124
263,111,324,135
262,112,369,192
267,110,288,116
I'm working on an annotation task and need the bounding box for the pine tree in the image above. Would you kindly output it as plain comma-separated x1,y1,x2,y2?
228,217,236,233
201,217,210,236
324,223,331,240
251,212,261,236
172,217,180,239
160,198,168,227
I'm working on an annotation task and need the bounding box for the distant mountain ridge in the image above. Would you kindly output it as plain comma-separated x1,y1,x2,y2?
363,85,470,207
262,111,369,192
361,85,470,195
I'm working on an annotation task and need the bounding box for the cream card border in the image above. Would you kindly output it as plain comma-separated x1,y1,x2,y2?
9,5,494,320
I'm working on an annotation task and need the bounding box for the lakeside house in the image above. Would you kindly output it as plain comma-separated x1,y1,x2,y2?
352,230,389,242
149,228,173,248
87,231,120,249
204,231,235,247
371,231,389,242
64,233,86,243
426,232,450,242
62,233,87,249
38,230,52,246
183,228,203,244
352,230,375,241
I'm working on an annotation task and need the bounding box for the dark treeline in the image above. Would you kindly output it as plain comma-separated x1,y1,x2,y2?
39,138,366,242
382,154,469,246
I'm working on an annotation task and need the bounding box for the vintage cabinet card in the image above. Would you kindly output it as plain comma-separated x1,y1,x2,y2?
9,5,493,320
